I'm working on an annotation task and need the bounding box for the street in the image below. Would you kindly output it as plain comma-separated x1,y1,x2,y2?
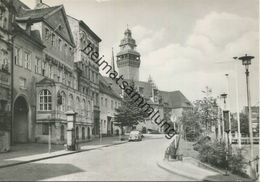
0,137,191,181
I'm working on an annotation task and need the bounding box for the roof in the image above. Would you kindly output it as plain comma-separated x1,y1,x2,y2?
15,5,75,47
99,75,122,100
102,77,192,109
159,90,192,109
79,20,102,43
16,6,61,22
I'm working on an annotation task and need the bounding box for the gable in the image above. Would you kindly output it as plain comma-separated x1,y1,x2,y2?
44,7,75,47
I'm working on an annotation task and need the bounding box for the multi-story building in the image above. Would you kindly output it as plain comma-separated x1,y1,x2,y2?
67,16,101,137
99,75,122,136
9,0,97,144
0,0,13,152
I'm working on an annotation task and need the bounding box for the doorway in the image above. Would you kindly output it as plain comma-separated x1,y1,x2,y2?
13,96,29,143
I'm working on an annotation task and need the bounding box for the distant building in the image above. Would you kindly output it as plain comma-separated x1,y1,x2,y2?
99,75,122,136
243,106,259,134
105,28,192,133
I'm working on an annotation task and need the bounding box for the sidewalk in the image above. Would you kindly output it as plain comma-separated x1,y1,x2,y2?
0,136,127,169
157,158,251,181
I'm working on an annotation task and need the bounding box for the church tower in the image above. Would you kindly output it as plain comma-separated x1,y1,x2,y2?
116,28,141,81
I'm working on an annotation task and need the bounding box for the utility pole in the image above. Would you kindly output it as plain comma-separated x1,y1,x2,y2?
225,74,232,146
233,57,241,148
238,54,255,179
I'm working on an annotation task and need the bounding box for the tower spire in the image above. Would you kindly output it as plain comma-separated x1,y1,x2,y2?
111,47,116,72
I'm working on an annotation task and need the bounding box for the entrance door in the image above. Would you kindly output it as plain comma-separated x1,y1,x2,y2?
13,96,29,143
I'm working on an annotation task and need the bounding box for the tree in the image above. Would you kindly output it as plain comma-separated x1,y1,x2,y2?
179,87,219,141
114,82,147,134
196,87,218,131
179,106,203,141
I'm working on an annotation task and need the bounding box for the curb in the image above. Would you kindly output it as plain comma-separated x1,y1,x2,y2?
0,141,128,169
157,159,252,182
156,161,198,181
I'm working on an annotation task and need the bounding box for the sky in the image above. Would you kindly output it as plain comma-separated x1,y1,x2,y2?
23,0,259,112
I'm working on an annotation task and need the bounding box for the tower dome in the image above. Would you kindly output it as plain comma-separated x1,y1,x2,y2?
116,28,141,81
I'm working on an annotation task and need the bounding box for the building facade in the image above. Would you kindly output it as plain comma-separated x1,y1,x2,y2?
5,0,101,145
67,16,101,137
99,75,122,136
0,0,13,152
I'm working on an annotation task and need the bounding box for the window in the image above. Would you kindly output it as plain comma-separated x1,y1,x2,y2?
105,98,108,107
24,52,31,70
51,33,55,46
0,49,8,71
19,77,26,89
60,91,66,112
111,100,114,109
58,38,62,51
115,102,117,109
14,47,22,66
101,97,103,106
49,65,53,78
139,87,144,95
35,57,41,74
96,93,99,105
45,28,50,40
39,89,52,111
68,94,74,111
82,99,86,116
42,62,46,76
76,97,80,112
42,124,49,135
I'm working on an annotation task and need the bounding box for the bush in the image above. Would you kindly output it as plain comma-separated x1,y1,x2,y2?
197,140,248,177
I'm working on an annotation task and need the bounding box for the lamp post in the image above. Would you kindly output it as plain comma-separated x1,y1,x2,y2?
221,93,228,143
221,93,231,176
238,54,255,177
66,111,77,151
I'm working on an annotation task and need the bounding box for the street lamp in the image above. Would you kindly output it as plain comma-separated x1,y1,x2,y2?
238,54,255,178
221,93,231,176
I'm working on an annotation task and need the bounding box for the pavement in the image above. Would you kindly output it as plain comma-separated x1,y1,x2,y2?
0,134,253,181
156,137,253,181
0,135,194,181
157,157,252,181
0,136,127,169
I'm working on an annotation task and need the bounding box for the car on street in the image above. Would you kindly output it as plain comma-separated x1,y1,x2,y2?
128,130,143,141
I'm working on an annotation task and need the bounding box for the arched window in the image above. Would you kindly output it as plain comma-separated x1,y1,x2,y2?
82,127,85,139
68,94,73,110
39,89,52,111
82,99,86,116
59,91,66,112
87,100,91,117
76,96,80,112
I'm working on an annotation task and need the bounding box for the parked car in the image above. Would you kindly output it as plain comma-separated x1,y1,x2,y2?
128,131,142,141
